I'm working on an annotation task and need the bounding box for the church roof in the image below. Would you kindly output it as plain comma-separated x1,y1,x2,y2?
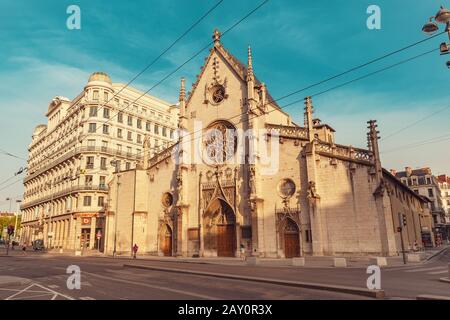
186,34,281,111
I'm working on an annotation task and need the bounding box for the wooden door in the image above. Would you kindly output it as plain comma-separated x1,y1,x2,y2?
217,225,235,257
162,234,172,256
284,233,300,258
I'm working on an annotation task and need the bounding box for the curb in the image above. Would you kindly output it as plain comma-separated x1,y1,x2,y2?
123,263,385,299
426,247,449,261
417,294,450,300
439,277,450,283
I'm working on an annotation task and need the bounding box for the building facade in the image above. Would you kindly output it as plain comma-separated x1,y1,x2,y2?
20,72,178,252
104,30,430,258
394,167,447,242
437,174,450,241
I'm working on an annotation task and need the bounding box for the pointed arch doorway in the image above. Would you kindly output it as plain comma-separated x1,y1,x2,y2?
284,219,300,258
203,198,236,257
160,224,173,256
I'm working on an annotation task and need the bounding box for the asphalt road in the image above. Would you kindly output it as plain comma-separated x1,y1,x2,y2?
0,247,448,300
0,255,371,300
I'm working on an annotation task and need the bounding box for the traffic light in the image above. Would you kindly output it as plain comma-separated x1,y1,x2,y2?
402,214,407,227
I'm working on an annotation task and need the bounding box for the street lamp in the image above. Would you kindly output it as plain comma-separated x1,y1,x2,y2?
110,160,121,257
422,5,450,67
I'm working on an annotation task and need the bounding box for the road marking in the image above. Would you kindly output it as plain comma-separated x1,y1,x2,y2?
82,271,220,300
428,270,449,275
47,285,59,289
5,283,75,300
80,296,96,300
404,266,446,273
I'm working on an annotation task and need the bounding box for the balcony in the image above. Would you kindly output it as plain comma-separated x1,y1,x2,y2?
20,184,109,210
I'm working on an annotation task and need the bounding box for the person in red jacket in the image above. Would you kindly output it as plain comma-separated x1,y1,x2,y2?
132,243,139,259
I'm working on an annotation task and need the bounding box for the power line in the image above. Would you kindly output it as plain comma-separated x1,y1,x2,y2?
381,133,450,154
36,0,268,165
0,149,27,161
34,0,225,163
174,47,439,150
0,178,23,193
382,104,450,141
272,30,446,104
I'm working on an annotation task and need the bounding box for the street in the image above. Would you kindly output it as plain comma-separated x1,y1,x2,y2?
0,248,448,300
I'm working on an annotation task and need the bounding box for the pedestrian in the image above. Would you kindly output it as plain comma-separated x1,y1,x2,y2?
22,244,27,255
240,243,246,261
132,243,138,259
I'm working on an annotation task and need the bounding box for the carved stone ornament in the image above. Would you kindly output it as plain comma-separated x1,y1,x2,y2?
307,181,320,199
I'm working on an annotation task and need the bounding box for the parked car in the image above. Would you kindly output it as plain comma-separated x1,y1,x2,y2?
32,239,44,251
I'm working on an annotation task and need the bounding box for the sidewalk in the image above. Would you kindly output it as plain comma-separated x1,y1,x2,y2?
6,244,447,269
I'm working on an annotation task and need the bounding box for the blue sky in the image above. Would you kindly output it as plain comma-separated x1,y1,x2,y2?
0,0,449,210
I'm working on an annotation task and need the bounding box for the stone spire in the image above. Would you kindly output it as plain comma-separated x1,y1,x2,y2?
179,77,186,128
247,46,255,104
247,46,254,82
212,29,221,47
367,120,382,180
304,97,314,142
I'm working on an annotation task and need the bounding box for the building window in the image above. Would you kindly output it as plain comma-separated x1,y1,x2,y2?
103,108,110,119
127,116,133,126
87,139,96,151
126,162,131,170
162,127,167,137
99,176,106,188
101,140,108,152
117,128,123,138
88,123,96,133
100,157,107,170
117,112,123,123
85,175,93,186
104,92,109,102
170,129,174,139
428,188,434,197
137,119,142,129
86,157,94,169
127,131,132,141
117,144,122,153
146,122,151,132
154,124,159,135
127,146,132,156
137,134,142,144
83,196,92,206
103,124,109,135
92,90,99,101
98,196,105,207
89,106,98,117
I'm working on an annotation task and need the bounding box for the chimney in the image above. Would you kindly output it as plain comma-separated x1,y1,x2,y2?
405,167,412,177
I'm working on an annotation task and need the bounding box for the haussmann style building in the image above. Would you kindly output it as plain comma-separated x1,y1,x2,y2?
103,30,433,259
20,72,178,252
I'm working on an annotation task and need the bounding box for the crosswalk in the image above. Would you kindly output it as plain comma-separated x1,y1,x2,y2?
398,265,448,275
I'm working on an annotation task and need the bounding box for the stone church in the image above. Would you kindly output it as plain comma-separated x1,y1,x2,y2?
104,30,431,258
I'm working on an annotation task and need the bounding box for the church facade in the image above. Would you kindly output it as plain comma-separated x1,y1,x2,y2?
103,30,431,258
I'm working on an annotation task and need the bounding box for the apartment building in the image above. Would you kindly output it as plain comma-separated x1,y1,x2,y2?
394,167,447,242
20,72,178,252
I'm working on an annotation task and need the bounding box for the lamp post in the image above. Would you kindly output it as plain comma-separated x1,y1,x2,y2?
14,200,22,241
110,160,121,257
422,6,450,67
